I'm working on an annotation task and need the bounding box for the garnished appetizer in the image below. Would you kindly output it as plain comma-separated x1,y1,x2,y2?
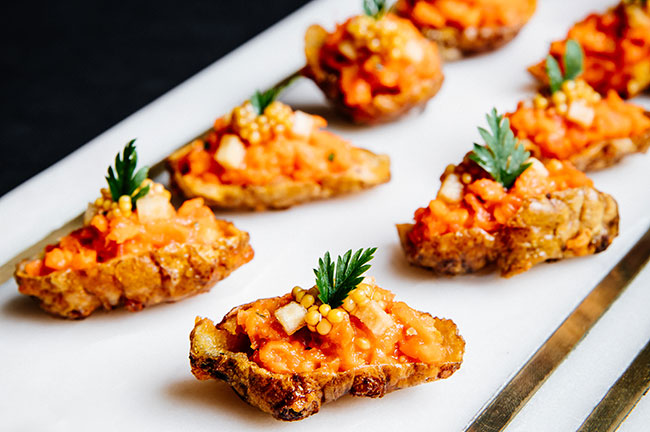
394,0,537,60
190,248,464,421
166,85,390,210
397,109,619,277
303,0,444,124
511,40,650,171
15,141,253,319
529,0,650,98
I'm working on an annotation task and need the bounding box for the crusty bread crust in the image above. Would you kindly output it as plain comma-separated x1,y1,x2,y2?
15,221,253,319
167,142,391,210
189,303,464,421
421,23,526,61
397,224,497,274
398,186,619,277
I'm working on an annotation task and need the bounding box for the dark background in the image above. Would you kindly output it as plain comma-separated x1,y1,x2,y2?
1,0,313,198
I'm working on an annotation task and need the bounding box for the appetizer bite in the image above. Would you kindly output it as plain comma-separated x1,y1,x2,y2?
394,0,537,60
15,141,253,319
529,0,650,98
397,109,619,277
512,40,650,171
303,0,444,123
190,248,464,421
167,85,390,210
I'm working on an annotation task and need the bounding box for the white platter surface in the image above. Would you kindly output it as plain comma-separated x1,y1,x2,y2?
1,0,648,430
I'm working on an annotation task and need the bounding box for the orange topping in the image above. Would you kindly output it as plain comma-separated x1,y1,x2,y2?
234,287,456,374
27,191,223,276
178,102,358,187
409,158,592,243
509,90,650,160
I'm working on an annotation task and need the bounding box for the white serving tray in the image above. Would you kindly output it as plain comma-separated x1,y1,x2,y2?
1,0,649,430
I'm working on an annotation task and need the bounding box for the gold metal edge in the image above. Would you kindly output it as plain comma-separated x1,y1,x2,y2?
577,339,650,432
464,225,650,432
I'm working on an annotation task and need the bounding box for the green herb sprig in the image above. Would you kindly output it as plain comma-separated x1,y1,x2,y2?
314,248,377,308
469,109,531,189
250,74,300,115
546,39,584,94
106,140,150,205
363,0,386,19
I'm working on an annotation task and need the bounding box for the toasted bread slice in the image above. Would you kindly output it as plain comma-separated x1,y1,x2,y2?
190,303,464,421
398,186,618,277
15,221,253,319
303,14,444,124
167,142,390,210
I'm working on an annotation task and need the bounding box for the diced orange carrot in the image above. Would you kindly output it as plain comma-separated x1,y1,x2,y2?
25,259,43,276
468,179,506,202
44,248,69,270
90,214,108,233
70,249,97,270
106,217,141,244
412,2,446,28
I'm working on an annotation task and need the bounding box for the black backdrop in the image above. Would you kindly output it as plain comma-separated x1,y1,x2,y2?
1,0,313,197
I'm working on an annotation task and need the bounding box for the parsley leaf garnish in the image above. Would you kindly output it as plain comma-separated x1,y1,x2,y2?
363,0,386,19
546,39,584,93
314,248,377,308
469,109,531,189
250,74,300,115
105,139,150,206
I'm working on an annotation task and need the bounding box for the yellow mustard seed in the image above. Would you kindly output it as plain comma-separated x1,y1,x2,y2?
316,319,332,335
291,286,302,297
305,310,321,326
327,308,346,324
300,294,315,309
295,290,306,302
461,173,472,184
319,304,331,316
533,94,548,110
552,91,567,105
351,290,367,304
562,80,576,92
342,297,355,312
